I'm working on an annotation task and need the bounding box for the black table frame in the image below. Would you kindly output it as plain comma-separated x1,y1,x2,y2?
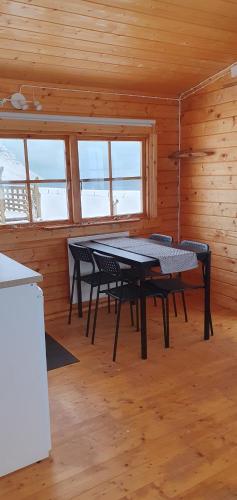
74,238,211,359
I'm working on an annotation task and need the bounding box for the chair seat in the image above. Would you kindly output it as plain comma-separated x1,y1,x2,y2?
104,283,167,302
104,284,141,302
81,267,140,287
146,277,204,294
81,271,115,286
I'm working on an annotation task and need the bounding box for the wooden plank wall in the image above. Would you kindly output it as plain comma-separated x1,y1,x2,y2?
181,73,237,311
0,77,179,319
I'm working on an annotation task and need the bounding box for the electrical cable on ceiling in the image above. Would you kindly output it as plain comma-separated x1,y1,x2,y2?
18,61,237,103
19,84,179,102
180,62,237,100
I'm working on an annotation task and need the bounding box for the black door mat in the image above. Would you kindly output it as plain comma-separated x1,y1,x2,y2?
45,333,79,371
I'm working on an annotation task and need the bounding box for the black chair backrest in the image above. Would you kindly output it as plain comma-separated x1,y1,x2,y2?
180,240,209,281
149,233,173,245
93,252,121,279
180,240,209,253
69,243,95,271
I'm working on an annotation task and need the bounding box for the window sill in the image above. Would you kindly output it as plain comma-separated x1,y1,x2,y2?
42,217,142,230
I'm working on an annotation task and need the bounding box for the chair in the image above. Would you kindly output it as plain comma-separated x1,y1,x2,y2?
68,243,141,335
91,252,168,361
68,243,116,336
149,233,173,245
146,240,214,347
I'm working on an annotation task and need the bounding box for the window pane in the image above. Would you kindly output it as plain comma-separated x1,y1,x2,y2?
112,179,142,215
27,140,66,180
0,183,29,224
31,182,68,222
0,139,26,180
111,141,142,178
81,181,110,218
78,141,109,179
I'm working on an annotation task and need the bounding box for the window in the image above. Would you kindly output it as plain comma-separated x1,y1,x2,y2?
77,140,144,219
0,133,151,228
0,138,69,225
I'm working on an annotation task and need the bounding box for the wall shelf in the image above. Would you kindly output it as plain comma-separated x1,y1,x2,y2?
169,149,214,159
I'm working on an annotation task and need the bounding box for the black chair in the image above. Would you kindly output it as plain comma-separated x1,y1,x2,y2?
149,233,173,245
68,244,116,336
91,252,168,361
146,240,214,347
68,243,142,335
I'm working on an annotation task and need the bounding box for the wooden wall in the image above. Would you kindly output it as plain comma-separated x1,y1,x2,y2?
0,78,179,319
180,74,237,311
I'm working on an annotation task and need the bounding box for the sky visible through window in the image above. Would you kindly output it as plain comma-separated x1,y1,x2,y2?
0,139,141,189
78,140,143,217
0,138,143,222
0,139,66,180
78,140,142,190
0,139,68,223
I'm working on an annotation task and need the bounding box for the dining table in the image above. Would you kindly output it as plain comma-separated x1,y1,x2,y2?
76,236,211,360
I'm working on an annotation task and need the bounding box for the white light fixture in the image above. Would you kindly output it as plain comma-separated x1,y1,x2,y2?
10,93,28,110
0,92,42,111
34,100,42,111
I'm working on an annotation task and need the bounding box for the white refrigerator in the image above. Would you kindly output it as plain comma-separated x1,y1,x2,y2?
0,283,51,477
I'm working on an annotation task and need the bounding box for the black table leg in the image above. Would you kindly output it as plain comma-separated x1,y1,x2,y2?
140,279,147,360
76,262,83,318
204,252,211,340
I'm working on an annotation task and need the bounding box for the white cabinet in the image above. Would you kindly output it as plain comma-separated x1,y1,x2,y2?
0,255,51,477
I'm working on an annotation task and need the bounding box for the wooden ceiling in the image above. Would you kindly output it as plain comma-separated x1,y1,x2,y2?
0,0,237,96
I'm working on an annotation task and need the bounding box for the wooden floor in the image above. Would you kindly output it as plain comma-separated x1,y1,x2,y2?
1,296,237,499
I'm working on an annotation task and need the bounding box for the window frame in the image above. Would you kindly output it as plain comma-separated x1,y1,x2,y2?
0,134,72,228
76,136,147,223
0,127,156,230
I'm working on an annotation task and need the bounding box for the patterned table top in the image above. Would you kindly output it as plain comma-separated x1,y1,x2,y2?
94,237,198,274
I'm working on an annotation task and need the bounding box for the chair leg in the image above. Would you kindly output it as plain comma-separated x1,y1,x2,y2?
161,297,167,348
76,262,83,318
181,291,188,322
164,297,170,348
172,294,177,317
107,283,111,313
136,300,140,331
113,300,122,362
130,301,135,326
115,282,118,314
209,313,214,336
85,284,93,337
68,267,76,325
91,286,100,345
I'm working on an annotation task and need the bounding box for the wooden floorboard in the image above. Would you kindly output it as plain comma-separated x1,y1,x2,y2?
0,296,237,499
